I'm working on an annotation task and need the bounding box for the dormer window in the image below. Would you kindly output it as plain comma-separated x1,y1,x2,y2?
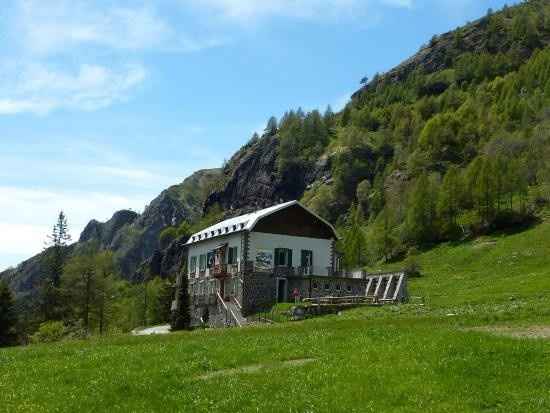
233,225,237,231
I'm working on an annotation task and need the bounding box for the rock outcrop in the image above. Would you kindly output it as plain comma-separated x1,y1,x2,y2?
205,135,330,216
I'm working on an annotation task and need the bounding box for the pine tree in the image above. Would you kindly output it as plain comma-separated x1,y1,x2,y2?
324,105,336,134
265,116,278,136
171,269,191,331
0,281,18,347
41,211,72,321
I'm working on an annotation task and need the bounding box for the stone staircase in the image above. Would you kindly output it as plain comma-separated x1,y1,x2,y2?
217,292,247,327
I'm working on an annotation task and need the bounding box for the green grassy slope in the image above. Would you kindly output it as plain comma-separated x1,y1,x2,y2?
2,219,550,412
367,215,550,318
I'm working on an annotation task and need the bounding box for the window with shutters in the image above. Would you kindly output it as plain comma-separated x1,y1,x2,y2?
199,254,206,272
227,246,238,264
190,256,197,275
274,248,292,267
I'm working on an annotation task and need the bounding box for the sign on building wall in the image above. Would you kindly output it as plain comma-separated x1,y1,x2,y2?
255,250,273,272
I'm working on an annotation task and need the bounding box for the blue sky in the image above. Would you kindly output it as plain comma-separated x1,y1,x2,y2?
0,0,517,270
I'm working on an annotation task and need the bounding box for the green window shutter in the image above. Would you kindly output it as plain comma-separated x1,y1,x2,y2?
274,248,283,266
287,249,293,268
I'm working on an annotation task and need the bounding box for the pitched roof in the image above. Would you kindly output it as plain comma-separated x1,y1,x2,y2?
186,200,337,245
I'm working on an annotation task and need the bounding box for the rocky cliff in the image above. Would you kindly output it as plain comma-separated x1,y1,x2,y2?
204,134,330,216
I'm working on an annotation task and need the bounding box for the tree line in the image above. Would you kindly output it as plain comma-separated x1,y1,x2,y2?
0,212,181,347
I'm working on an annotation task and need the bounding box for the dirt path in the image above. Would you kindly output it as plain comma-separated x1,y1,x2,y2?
197,358,316,380
469,325,550,339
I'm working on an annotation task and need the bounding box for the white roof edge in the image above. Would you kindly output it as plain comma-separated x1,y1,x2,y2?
185,200,338,245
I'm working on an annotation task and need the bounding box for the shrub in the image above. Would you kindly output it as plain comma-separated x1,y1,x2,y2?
404,250,422,277
30,321,66,344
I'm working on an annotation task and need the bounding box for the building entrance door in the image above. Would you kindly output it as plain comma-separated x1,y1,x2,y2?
276,278,288,303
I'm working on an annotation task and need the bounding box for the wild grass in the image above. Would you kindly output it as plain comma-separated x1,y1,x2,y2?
2,219,550,412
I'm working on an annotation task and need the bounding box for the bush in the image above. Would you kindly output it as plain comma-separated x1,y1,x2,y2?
30,321,66,344
403,250,422,277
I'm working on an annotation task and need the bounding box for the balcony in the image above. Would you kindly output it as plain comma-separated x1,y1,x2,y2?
272,265,331,277
212,264,229,279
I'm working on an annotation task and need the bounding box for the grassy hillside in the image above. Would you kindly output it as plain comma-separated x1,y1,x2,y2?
2,219,550,412
369,212,550,312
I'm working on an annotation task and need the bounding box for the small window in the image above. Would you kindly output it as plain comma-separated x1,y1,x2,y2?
324,283,330,291
233,225,237,231
227,246,238,265
199,255,207,271
347,285,352,293
312,282,319,290
225,227,229,233
207,251,215,268
190,256,197,274
336,284,341,291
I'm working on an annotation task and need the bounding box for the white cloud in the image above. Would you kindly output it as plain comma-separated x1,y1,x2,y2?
15,0,223,56
0,62,146,115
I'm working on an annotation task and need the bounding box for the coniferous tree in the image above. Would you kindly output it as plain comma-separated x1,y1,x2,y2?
171,269,191,331
406,174,438,244
342,203,367,269
265,116,278,136
324,105,337,135
0,281,18,347
62,252,96,334
41,211,72,321
475,157,496,225
93,251,118,335
437,166,462,238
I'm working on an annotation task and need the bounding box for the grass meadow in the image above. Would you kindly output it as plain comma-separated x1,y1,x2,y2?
2,217,550,412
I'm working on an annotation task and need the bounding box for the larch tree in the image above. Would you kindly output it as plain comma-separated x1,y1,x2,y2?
0,281,18,347
62,251,96,334
342,203,367,269
437,166,462,237
406,173,439,244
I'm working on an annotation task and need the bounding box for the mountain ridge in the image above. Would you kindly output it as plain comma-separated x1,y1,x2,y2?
3,0,550,295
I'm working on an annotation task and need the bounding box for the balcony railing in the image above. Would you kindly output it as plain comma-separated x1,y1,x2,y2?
212,264,228,278
256,264,331,277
